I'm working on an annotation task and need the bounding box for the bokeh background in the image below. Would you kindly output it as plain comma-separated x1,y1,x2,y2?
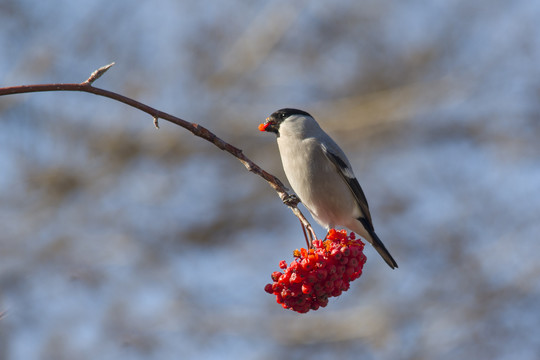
1,0,540,359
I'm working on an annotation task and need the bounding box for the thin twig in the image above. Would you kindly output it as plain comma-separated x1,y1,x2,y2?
299,220,311,249
0,63,316,239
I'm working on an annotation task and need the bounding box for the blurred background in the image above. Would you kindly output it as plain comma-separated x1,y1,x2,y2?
1,0,540,359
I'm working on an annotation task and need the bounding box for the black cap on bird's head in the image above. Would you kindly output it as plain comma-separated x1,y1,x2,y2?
259,108,312,135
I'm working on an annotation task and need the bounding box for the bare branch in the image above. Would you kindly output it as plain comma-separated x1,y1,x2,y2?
0,63,317,241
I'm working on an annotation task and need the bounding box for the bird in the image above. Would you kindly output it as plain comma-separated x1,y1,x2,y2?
259,108,398,269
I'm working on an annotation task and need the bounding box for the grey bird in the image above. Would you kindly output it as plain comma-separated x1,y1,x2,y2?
260,108,398,269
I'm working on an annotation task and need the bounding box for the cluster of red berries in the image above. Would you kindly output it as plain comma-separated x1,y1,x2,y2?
265,229,367,313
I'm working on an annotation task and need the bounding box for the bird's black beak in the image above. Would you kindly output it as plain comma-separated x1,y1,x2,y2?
258,117,279,134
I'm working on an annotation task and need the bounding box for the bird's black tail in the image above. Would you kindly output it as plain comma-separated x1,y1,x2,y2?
368,229,398,269
357,217,398,269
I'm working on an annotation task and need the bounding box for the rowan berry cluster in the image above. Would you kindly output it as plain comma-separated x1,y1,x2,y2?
265,229,367,313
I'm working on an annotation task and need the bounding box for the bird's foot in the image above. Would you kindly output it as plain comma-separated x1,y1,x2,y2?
283,194,300,207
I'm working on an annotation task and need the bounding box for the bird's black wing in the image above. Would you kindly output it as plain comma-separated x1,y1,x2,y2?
321,144,374,231
322,143,398,269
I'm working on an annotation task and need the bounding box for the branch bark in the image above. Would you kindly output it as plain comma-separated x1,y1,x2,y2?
0,63,317,242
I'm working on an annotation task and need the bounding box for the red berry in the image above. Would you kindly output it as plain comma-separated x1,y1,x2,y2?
271,271,282,281
301,259,313,271
330,248,342,260
324,280,334,289
316,269,328,280
306,273,317,284
340,246,350,257
302,283,313,294
328,264,337,275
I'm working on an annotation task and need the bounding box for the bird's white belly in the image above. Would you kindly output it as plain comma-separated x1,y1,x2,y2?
277,137,359,229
